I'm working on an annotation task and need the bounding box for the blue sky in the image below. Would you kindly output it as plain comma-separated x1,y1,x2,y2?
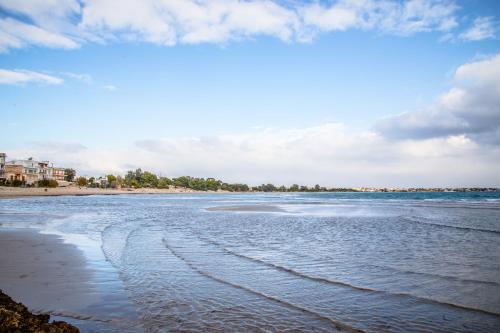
1,0,500,186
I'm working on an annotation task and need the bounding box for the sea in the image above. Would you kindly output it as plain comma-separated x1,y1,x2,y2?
0,192,499,332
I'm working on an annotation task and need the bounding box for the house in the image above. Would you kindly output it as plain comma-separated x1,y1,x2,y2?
6,158,50,185
2,156,71,185
95,176,109,187
50,167,66,181
3,165,24,183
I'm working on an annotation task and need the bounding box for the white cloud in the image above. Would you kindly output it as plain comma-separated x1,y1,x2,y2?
0,17,80,52
376,54,500,143
0,0,466,51
460,17,497,41
79,0,300,45
0,69,63,85
301,0,458,36
128,124,498,187
301,3,358,32
79,0,461,44
102,84,117,91
0,69,93,86
8,123,500,187
29,141,88,154
0,0,81,24
62,72,92,83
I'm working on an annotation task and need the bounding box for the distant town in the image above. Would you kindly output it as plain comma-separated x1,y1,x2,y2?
0,153,498,193
0,153,70,187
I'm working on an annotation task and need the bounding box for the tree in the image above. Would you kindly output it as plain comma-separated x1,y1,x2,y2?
64,168,76,182
261,183,276,192
105,174,117,188
134,168,143,182
76,177,88,186
233,183,249,192
206,178,222,191
173,176,190,188
116,175,124,188
124,170,143,188
158,177,172,189
141,171,158,187
124,171,134,186
190,178,207,191
129,179,140,188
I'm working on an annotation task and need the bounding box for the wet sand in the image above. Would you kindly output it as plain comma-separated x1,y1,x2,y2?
207,205,285,212
0,229,97,313
0,186,226,198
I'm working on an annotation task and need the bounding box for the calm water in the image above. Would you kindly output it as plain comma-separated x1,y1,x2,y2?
1,192,500,332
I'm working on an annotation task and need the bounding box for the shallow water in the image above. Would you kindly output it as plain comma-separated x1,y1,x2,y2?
1,192,499,332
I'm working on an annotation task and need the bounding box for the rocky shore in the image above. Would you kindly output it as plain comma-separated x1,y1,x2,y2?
0,290,79,332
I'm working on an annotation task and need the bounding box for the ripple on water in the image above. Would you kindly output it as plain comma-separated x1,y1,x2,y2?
116,226,346,332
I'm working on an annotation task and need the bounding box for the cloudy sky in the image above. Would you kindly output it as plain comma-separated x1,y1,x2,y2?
1,0,499,187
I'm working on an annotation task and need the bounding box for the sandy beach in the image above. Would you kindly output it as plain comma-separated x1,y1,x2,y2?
0,229,96,313
0,226,140,331
0,185,224,198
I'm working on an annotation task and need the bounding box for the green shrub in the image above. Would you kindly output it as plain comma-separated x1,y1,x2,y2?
76,177,88,186
157,177,172,189
11,180,25,187
37,179,58,188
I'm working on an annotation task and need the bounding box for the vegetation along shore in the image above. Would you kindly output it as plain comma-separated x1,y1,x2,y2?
2,167,498,197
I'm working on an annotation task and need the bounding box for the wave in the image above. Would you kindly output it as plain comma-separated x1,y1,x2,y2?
100,219,140,269
196,236,500,317
161,237,363,333
365,262,500,287
236,237,500,288
37,310,112,323
401,216,500,234
39,309,140,332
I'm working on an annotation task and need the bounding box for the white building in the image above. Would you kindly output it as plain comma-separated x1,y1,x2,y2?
8,158,49,179
4,157,67,185
0,153,5,179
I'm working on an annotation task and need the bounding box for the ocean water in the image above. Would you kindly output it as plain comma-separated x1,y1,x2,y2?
1,192,499,332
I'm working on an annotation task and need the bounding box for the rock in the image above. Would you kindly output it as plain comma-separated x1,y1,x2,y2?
0,290,79,333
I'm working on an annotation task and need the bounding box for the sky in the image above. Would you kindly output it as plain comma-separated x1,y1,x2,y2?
1,0,500,187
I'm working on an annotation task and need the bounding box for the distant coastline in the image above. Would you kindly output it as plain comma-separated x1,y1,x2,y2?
0,186,225,199
2,155,498,195
0,185,498,199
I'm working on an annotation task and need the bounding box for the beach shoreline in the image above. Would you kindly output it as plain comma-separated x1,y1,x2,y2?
0,185,228,198
0,227,140,331
2,186,497,199
0,229,98,319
